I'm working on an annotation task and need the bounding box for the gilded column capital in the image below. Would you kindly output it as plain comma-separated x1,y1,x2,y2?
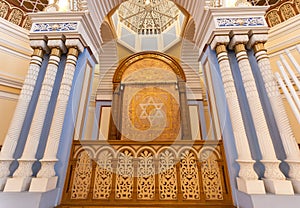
210,36,230,50
65,39,84,53
47,39,67,54
30,40,50,54
247,34,268,50
228,34,249,50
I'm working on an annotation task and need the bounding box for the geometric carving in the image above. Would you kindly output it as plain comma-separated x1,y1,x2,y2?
179,150,200,200
159,150,177,200
266,10,281,27
71,151,93,199
8,8,23,25
200,150,223,200
279,3,295,21
93,150,113,199
137,150,155,200
115,150,134,199
0,1,9,18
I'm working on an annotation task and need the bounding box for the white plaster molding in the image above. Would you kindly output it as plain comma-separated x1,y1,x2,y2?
29,12,102,62
210,35,230,49
47,39,67,53
30,40,50,53
247,34,268,49
228,34,249,50
0,74,23,90
0,91,19,101
0,18,29,42
0,45,31,61
65,39,84,52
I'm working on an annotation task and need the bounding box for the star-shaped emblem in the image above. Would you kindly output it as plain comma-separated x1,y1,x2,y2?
139,97,164,124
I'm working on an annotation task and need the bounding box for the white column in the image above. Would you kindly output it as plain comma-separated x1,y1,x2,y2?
4,40,67,192
229,34,294,194
249,34,300,193
0,40,48,191
30,39,83,192
211,36,265,194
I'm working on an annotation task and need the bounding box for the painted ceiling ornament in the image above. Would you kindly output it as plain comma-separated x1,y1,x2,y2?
235,0,252,6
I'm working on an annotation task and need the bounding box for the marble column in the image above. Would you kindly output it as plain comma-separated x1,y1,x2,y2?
211,36,265,194
0,40,48,191
4,40,67,192
229,34,293,194
29,39,83,192
249,34,300,193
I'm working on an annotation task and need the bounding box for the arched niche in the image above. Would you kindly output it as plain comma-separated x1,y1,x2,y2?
109,51,191,141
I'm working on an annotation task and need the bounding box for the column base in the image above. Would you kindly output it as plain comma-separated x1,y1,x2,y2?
237,177,266,194
4,177,32,192
263,178,294,195
0,177,7,191
29,176,58,192
289,179,300,193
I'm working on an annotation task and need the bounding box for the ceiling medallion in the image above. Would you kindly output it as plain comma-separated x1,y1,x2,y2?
118,0,179,35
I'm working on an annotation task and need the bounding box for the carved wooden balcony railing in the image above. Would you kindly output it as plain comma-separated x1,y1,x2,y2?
264,0,300,27
60,140,234,207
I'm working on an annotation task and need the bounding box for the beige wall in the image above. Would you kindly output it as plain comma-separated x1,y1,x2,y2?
0,98,17,145
266,15,300,143
0,19,31,145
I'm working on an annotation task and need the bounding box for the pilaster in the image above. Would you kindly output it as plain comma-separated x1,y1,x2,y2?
0,40,48,191
30,39,83,192
4,39,66,192
249,33,300,193
211,35,265,194
230,34,293,195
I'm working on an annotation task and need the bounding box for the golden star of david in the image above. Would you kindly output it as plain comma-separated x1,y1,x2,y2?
139,97,164,124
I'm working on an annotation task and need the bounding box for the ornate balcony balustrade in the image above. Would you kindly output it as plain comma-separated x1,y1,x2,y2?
60,140,234,207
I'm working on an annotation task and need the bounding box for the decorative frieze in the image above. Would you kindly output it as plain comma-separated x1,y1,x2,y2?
216,17,265,27
31,22,78,33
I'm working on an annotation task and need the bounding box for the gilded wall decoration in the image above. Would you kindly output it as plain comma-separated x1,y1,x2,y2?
0,0,30,29
70,151,92,199
121,85,181,141
266,10,281,27
93,150,113,199
279,3,296,20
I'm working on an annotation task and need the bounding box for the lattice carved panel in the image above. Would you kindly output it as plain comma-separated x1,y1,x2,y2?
200,151,223,200
93,150,113,199
71,151,93,199
137,150,155,200
179,150,201,200
159,150,177,200
62,141,233,207
115,150,134,199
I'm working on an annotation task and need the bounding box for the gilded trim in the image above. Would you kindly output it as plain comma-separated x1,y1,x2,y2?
68,47,79,58
215,45,227,55
234,43,246,54
253,42,266,54
50,47,62,57
32,48,44,58
113,51,186,83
